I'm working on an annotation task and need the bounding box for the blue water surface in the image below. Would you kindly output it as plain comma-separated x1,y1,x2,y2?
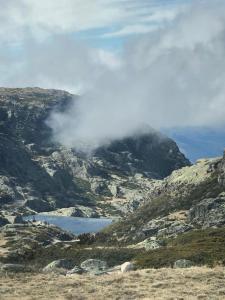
23,215,112,235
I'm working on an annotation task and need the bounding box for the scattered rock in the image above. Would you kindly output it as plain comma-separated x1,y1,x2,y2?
43,259,74,273
121,262,134,273
66,266,84,275
80,259,108,274
173,259,194,268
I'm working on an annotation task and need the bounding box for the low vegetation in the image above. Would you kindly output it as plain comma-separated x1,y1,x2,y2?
102,173,224,244
1,267,225,299
136,227,225,268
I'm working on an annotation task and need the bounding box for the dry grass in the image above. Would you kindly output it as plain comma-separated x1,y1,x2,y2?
0,267,225,300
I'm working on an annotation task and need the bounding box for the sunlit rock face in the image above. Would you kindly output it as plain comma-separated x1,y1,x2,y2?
0,87,190,217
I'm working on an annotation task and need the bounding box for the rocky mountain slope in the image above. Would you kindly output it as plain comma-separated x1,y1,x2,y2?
0,87,225,275
102,153,225,245
0,87,189,217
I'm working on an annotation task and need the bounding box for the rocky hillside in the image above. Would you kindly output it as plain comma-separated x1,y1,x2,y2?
102,153,225,244
0,88,189,217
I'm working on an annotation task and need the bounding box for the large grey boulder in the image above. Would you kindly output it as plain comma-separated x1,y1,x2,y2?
80,259,108,274
174,259,194,269
43,259,74,273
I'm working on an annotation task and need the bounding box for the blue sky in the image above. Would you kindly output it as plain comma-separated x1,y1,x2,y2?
0,0,225,161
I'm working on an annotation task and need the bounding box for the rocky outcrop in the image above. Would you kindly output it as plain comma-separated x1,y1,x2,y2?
102,156,225,244
188,194,225,228
142,214,193,239
41,206,100,218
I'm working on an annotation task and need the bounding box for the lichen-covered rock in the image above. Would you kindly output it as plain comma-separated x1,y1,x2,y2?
80,259,108,274
144,238,164,251
43,259,74,273
188,196,225,227
174,259,194,268
142,216,193,239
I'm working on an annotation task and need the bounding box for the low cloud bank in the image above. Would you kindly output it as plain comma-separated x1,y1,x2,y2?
48,1,225,152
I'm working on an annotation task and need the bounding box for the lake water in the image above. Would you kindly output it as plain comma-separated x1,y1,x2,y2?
23,215,112,235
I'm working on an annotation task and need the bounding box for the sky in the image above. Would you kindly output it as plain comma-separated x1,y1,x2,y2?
1,0,225,161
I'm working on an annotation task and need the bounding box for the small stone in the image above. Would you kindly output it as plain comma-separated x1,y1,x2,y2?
121,262,134,273
67,266,84,275
173,259,194,268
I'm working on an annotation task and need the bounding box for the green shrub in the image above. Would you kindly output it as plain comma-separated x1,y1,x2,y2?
135,227,225,269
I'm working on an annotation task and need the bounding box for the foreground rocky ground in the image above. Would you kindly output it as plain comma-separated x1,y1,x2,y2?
1,267,225,300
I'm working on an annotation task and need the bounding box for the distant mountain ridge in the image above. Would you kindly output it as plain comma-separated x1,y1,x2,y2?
0,87,190,217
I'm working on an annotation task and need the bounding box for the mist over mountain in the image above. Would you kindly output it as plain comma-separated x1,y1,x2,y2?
0,88,189,218
0,1,225,157
45,1,225,153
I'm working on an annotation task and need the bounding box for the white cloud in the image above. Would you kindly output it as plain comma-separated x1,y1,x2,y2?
1,0,225,153
103,5,185,38
0,0,186,43
47,0,225,152
102,24,158,37
0,36,120,93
